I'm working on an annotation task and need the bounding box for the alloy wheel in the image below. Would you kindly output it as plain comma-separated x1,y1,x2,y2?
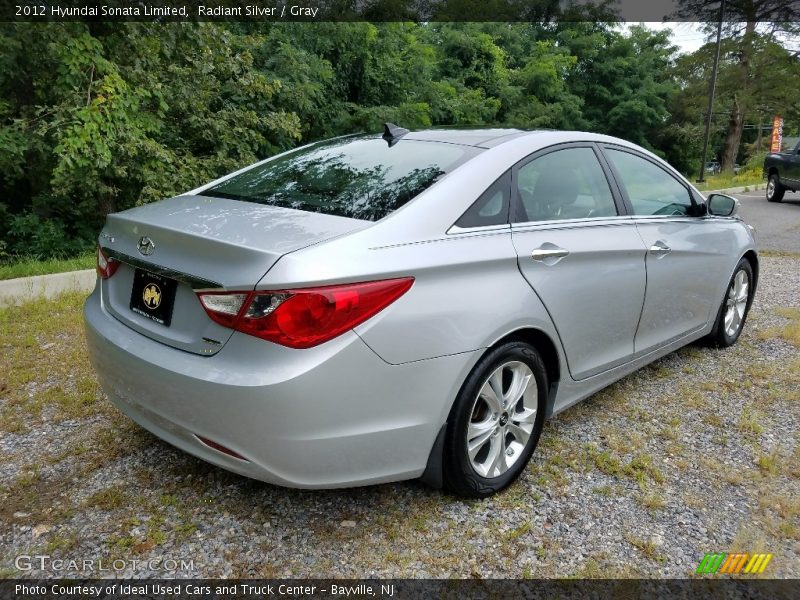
724,269,749,337
466,361,537,478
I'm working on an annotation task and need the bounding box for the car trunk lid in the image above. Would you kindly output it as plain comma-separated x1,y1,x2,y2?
98,194,369,355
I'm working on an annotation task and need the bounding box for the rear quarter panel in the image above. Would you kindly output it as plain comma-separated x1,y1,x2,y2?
260,229,565,366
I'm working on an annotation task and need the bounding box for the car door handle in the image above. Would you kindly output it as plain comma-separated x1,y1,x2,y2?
531,246,570,262
649,241,671,257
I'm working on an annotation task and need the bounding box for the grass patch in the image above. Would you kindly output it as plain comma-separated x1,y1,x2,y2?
739,406,765,436
755,307,800,348
0,253,95,280
693,172,763,192
702,413,724,428
0,291,106,433
505,522,531,541
84,485,128,511
759,250,800,259
581,445,664,486
592,485,614,497
624,532,666,562
640,492,666,511
583,446,623,478
623,454,665,485
774,308,800,346
756,451,780,477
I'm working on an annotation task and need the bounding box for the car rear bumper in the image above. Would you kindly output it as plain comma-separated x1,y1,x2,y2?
83,285,477,488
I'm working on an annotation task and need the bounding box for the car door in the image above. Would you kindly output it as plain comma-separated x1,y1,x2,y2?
510,144,648,381
788,142,800,184
601,145,735,354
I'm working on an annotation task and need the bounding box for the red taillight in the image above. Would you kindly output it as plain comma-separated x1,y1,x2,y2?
197,278,413,349
96,246,119,279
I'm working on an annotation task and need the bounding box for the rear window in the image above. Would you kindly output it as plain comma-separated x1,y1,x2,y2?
199,136,480,221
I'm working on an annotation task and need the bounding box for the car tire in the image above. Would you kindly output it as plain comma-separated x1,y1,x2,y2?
705,258,754,348
442,341,547,498
766,174,785,203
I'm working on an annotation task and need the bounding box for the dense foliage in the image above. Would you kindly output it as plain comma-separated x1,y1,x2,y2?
0,21,797,259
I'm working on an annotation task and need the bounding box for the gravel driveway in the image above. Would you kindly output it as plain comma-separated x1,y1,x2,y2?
734,189,800,254
1,255,798,579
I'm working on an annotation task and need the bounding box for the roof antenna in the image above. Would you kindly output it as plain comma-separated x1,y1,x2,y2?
382,122,409,147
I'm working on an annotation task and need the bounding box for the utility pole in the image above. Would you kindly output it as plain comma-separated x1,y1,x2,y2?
697,0,726,183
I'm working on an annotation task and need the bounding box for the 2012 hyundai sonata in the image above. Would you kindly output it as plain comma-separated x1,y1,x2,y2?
84,126,757,497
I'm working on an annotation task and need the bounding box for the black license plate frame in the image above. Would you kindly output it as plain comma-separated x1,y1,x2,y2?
129,268,178,327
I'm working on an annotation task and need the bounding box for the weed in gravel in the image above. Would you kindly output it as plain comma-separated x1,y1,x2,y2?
755,307,800,347
759,250,800,258
729,524,769,554
572,559,644,579
505,522,531,541
759,493,800,538
756,451,780,477
648,364,673,379
658,426,678,441
531,461,570,488
573,559,604,578
84,486,127,511
673,458,690,472
160,494,180,507
738,406,765,435
624,454,665,485
44,532,79,554
601,426,645,453
680,385,707,410
624,532,666,562
723,471,744,486
664,441,685,456
697,455,728,479
640,492,666,511
583,445,623,477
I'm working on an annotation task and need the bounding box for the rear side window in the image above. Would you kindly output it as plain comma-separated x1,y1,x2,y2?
455,171,510,228
605,148,693,216
200,137,480,221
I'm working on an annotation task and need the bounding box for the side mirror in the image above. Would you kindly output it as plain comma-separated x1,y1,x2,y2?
707,193,739,217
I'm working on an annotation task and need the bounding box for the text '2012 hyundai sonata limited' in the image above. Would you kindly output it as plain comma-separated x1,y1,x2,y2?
84,125,757,497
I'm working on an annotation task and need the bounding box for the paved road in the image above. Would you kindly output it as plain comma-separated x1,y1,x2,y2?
732,189,800,253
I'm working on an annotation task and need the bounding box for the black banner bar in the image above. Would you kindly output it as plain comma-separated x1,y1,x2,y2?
0,0,796,23
1,579,799,600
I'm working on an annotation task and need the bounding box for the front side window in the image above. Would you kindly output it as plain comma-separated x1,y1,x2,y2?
512,147,617,223
200,137,480,221
605,148,693,216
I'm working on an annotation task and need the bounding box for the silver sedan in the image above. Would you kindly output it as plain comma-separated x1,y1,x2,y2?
84,127,757,497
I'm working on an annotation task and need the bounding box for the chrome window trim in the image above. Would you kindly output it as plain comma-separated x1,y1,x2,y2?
446,223,511,235
627,215,701,224
510,215,634,231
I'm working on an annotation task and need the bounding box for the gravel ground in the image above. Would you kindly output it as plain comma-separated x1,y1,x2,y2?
1,256,798,579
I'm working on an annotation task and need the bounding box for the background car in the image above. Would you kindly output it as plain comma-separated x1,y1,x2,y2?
84,126,758,497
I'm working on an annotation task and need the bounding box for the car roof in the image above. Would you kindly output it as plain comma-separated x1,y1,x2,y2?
401,128,534,148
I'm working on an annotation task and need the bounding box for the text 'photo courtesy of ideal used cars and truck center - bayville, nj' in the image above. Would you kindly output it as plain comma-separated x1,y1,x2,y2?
1,1,800,598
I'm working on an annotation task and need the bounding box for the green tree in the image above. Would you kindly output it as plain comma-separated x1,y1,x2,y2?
676,0,800,169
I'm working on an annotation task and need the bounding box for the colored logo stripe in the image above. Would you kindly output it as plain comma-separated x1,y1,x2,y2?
697,553,726,574
697,553,773,574
720,553,748,573
744,553,773,574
